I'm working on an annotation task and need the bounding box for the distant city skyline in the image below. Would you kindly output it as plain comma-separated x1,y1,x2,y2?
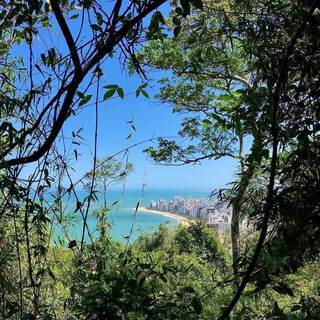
148,196,231,233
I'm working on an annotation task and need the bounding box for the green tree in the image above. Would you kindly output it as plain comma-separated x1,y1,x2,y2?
1,0,320,318
138,0,262,286
85,158,134,207
73,223,230,320
84,157,133,240
138,0,320,317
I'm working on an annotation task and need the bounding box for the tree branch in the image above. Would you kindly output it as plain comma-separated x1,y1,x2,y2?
50,0,82,72
176,69,251,87
0,0,167,169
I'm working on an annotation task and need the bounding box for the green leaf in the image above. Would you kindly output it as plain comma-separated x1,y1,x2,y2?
202,119,212,127
103,89,116,100
79,95,92,106
40,53,46,65
219,94,235,101
70,13,79,20
91,23,102,31
77,91,84,98
104,84,118,89
117,87,124,99
272,282,294,297
154,11,165,25
173,16,181,26
139,83,148,89
35,63,44,76
148,11,166,38
96,13,103,25
136,83,148,97
210,113,224,124
141,89,149,98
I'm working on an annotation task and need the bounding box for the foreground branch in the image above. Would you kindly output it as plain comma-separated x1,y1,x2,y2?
0,0,167,169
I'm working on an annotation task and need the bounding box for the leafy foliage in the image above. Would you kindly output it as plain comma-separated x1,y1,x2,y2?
0,0,320,319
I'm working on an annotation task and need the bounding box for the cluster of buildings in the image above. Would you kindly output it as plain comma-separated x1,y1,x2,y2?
148,196,231,233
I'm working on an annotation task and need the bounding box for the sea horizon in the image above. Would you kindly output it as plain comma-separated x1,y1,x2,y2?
51,188,214,244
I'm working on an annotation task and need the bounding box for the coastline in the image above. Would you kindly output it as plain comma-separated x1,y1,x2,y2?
138,207,191,226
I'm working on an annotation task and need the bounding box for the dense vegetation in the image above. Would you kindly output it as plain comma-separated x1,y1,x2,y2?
0,0,320,319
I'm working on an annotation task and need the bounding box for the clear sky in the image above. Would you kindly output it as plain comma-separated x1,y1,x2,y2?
15,3,241,192
63,59,239,192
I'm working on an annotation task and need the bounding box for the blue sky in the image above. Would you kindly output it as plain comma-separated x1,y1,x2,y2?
63,60,239,191
15,3,241,192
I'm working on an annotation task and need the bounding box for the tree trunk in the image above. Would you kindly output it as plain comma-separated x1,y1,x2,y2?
103,180,107,208
231,135,253,287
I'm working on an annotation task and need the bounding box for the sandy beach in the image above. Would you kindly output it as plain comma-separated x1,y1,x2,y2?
138,207,191,226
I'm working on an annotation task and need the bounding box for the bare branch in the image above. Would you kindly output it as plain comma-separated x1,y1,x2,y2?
50,0,82,72
0,0,167,169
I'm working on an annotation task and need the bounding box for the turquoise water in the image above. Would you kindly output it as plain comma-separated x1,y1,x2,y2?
53,189,210,243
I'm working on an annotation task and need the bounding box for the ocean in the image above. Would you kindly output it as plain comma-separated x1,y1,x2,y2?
53,189,211,243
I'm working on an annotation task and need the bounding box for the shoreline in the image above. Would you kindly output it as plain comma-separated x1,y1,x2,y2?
138,207,191,226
